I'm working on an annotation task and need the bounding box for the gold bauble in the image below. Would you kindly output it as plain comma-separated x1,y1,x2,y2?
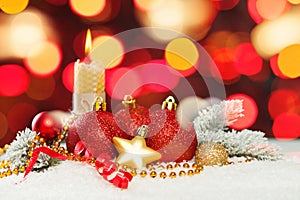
195,142,228,166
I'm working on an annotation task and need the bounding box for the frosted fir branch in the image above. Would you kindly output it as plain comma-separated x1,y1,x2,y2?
193,100,244,133
196,129,281,161
5,128,56,170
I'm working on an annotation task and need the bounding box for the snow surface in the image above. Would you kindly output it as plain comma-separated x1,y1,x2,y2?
0,139,300,200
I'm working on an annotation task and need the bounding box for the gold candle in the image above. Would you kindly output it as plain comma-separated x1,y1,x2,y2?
72,29,105,115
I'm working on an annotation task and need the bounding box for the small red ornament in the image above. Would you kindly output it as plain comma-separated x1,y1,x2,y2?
115,95,150,136
32,111,62,141
66,97,130,159
146,96,198,162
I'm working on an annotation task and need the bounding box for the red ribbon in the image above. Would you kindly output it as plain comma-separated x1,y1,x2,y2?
24,144,132,189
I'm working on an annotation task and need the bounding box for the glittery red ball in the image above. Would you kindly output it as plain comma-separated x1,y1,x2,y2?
115,105,151,137
66,111,130,159
146,110,197,162
32,111,62,141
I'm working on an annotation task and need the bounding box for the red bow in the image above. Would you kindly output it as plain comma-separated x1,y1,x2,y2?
24,143,133,189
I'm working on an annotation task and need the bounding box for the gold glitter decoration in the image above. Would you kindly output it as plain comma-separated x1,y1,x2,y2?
195,142,228,166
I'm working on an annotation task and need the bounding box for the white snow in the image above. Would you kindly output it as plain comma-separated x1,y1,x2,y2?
0,139,300,200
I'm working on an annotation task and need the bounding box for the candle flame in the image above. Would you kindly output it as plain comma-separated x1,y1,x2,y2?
85,28,92,56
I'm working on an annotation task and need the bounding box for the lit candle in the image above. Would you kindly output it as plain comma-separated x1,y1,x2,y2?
72,29,105,115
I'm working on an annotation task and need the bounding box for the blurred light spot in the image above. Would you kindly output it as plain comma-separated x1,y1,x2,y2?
247,0,263,23
106,67,141,100
138,60,180,92
227,93,258,130
268,89,300,119
288,0,300,4
24,41,62,77
203,31,232,54
10,11,46,57
7,103,38,133
135,0,216,41
251,6,300,59
212,48,240,81
69,0,106,17
90,35,124,69
176,96,209,128
134,0,164,11
46,0,67,6
270,54,288,79
211,0,240,10
62,62,75,92
278,44,300,78
1,0,29,14
273,113,300,140
272,78,300,96
0,64,29,96
26,76,56,100
234,43,263,76
0,112,8,139
256,0,290,20
84,0,121,23
225,32,251,49
165,38,199,71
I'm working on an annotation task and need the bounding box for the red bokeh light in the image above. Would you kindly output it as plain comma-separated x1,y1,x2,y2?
270,54,288,79
62,62,75,92
268,89,300,119
247,0,263,23
273,113,300,140
234,43,263,76
227,93,258,130
106,66,142,100
138,60,180,93
0,64,30,96
212,48,240,81
7,103,38,133
211,0,240,10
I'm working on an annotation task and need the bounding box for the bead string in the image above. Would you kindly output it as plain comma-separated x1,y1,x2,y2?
117,157,254,179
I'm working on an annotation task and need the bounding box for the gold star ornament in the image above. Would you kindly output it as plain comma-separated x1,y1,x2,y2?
113,125,161,169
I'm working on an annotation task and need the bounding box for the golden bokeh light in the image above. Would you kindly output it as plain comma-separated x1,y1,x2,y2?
10,11,46,57
165,37,199,71
288,0,300,4
1,0,29,14
24,41,62,77
278,44,300,78
134,0,164,11
69,0,106,17
251,5,300,59
90,35,124,69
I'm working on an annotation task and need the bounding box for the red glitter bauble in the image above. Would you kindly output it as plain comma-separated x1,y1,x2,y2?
115,104,151,137
146,109,197,162
66,110,130,159
32,111,62,141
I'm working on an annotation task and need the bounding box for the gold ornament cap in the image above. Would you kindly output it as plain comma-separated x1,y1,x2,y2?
122,95,136,109
162,96,177,110
93,96,107,111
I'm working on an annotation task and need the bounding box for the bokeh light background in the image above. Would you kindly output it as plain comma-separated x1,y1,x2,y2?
1,0,300,145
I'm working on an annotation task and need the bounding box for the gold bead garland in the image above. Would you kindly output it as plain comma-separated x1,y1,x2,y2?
0,123,255,181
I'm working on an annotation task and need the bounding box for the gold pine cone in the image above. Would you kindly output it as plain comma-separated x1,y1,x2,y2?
195,142,228,166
